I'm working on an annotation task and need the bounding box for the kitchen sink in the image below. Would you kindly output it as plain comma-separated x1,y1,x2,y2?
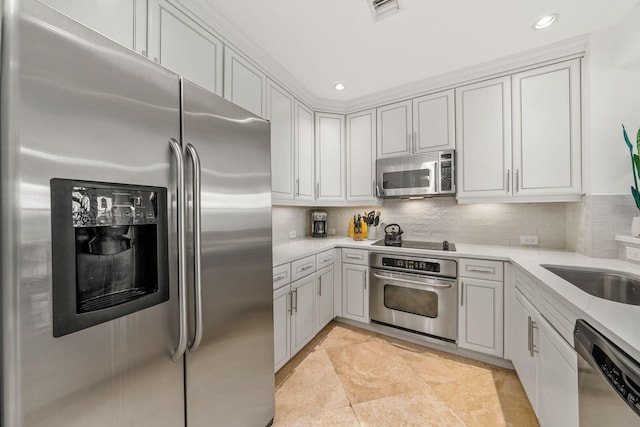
541,265,640,306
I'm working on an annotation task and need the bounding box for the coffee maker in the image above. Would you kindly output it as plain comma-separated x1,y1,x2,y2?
311,210,328,238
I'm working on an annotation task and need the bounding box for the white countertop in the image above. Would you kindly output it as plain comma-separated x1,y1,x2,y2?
273,237,640,361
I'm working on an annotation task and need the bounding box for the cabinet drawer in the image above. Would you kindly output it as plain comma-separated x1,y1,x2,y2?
273,263,291,290
341,248,368,265
459,258,504,281
316,249,334,269
291,255,316,281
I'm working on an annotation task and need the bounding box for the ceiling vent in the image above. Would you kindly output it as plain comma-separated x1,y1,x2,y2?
367,0,401,21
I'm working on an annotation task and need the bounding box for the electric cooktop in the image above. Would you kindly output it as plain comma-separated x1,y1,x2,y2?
371,239,456,252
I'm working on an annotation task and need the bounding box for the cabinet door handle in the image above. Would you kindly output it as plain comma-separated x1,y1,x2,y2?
413,131,418,151
318,276,322,296
460,281,464,306
316,182,320,197
506,169,510,193
516,169,520,193
293,289,298,313
288,291,292,315
466,266,495,274
346,254,363,260
296,178,300,196
273,273,287,282
320,256,332,263
299,264,313,272
407,132,411,149
531,320,538,356
527,316,533,356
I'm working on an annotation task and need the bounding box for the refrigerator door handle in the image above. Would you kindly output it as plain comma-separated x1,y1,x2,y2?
169,138,188,362
186,143,203,353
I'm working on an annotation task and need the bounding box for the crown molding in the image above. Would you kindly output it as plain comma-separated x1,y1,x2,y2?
174,0,319,108
170,1,588,115
338,34,589,113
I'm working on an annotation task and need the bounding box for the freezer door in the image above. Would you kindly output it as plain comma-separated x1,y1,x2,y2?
181,79,275,426
1,2,184,426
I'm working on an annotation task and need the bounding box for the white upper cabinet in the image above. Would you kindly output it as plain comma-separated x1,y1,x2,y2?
223,47,266,118
377,101,412,158
147,0,223,95
412,90,455,153
294,102,315,201
39,0,147,55
315,113,346,202
346,109,377,202
456,76,512,199
267,80,295,200
512,59,582,197
457,59,582,203
377,90,455,159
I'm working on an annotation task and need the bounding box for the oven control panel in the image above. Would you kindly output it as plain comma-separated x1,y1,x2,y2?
381,257,441,273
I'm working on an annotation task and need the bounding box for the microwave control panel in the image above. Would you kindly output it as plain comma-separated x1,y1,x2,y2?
439,151,454,193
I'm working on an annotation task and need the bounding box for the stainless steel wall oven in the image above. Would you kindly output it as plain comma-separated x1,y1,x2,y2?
369,252,458,342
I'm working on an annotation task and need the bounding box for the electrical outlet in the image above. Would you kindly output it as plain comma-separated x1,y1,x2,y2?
289,230,296,239
328,228,336,235
520,235,539,245
626,246,640,261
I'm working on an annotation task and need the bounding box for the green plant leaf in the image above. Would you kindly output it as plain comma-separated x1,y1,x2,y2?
624,124,633,151
632,186,640,210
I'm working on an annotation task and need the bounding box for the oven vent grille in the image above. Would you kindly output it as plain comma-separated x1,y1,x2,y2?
367,0,401,21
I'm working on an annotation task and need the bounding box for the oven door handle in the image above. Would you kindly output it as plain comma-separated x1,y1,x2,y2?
372,273,453,288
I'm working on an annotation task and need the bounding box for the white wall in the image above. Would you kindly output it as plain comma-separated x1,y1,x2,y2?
587,2,640,196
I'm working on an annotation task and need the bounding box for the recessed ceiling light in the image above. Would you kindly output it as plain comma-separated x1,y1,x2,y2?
534,14,558,30
334,83,346,91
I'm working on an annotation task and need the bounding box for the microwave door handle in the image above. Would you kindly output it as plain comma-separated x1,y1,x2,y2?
186,143,203,353
169,138,188,362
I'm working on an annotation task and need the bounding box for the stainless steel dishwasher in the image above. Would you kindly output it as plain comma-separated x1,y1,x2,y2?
574,319,640,426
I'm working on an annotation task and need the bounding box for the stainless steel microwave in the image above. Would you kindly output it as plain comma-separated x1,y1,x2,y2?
376,150,455,198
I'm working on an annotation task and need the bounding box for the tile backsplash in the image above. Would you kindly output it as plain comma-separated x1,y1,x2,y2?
566,194,638,258
273,194,638,258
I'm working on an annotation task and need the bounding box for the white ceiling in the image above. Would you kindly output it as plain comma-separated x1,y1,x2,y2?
204,0,638,102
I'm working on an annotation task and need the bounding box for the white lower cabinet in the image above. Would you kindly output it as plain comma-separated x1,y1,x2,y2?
537,315,578,427
291,275,316,354
458,277,504,357
341,263,369,323
511,268,578,427
512,288,539,411
273,285,291,372
273,253,336,372
315,265,334,332
458,259,504,357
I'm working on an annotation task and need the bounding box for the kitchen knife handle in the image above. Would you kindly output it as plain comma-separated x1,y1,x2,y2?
169,138,188,362
186,143,203,353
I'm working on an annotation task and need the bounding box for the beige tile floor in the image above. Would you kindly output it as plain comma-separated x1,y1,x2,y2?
273,321,539,427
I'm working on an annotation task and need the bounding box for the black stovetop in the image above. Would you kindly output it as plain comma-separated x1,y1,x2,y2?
371,239,457,252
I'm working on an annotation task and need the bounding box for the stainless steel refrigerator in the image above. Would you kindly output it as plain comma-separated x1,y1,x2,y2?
1,1,275,426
